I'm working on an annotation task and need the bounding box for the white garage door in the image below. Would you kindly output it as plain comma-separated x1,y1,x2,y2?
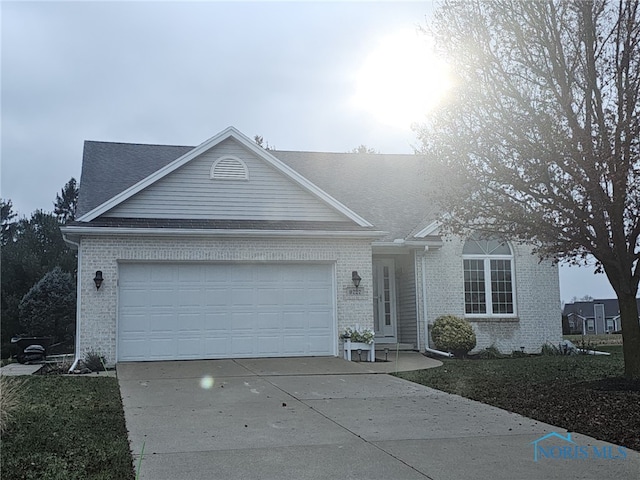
117,263,335,361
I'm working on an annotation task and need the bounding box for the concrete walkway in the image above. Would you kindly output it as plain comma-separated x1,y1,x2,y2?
0,363,42,376
117,355,639,480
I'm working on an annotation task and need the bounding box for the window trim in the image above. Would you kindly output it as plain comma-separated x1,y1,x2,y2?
462,245,517,318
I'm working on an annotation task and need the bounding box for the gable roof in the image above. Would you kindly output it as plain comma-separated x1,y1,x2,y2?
77,127,372,228
74,128,439,241
562,298,640,318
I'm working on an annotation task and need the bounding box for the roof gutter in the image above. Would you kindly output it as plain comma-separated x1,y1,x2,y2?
61,226,388,239
372,239,444,250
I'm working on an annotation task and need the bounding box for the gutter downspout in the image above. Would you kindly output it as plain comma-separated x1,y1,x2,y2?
414,250,420,351
63,234,82,372
577,349,611,356
421,248,454,358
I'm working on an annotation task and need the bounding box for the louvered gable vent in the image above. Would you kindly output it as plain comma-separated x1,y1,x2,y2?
210,156,249,180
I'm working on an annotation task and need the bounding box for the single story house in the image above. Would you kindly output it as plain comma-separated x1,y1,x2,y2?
62,127,562,364
562,298,640,335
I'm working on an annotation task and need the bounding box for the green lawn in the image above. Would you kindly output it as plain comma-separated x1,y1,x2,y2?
1,376,135,480
396,346,640,451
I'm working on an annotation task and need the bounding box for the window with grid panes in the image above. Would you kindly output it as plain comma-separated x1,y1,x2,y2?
462,235,515,316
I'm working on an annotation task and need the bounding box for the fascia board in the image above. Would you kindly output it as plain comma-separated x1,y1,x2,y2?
78,126,374,227
414,221,440,238
60,225,388,239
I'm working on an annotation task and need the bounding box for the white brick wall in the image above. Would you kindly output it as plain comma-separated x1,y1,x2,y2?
78,235,373,364
416,236,562,354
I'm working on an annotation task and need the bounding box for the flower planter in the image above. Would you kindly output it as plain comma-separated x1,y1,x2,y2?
343,339,375,362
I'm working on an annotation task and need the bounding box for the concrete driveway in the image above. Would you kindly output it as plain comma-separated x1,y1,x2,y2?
117,357,640,480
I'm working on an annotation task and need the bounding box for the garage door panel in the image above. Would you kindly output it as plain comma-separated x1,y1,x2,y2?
257,311,281,329
119,288,148,308
178,288,205,307
148,289,174,307
204,338,229,356
118,263,335,361
282,311,307,329
150,267,174,282
308,311,333,329
231,336,256,355
118,339,149,360
257,287,281,306
232,288,255,306
308,335,332,355
306,288,332,305
177,265,202,281
205,288,230,307
231,266,255,281
150,314,177,333
232,311,256,330
282,288,306,305
178,313,204,331
257,336,282,355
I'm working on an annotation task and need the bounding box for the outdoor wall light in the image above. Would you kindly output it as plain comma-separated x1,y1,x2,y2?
352,271,362,288
93,271,104,290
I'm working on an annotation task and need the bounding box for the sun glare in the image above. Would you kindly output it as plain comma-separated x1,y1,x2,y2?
352,28,452,129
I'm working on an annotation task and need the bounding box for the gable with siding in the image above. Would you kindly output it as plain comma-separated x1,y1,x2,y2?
102,137,349,222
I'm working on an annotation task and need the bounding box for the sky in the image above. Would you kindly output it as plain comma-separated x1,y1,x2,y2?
0,0,618,303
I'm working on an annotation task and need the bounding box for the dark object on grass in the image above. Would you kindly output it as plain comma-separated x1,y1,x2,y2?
11,336,53,364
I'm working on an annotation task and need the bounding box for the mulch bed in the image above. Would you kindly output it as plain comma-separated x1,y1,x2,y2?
502,377,640,452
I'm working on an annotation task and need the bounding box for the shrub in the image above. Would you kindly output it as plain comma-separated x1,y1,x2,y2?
0,376,25,434
83,350,106,372
18,267,76,341
477,345,505,359
431,315,476,357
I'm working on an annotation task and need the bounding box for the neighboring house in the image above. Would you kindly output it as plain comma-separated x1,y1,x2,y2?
562,298,640,335
62,127,562,364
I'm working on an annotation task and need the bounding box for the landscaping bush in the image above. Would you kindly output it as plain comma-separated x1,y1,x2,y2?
18,267,76,341
83,350,106,372
431,314,476,357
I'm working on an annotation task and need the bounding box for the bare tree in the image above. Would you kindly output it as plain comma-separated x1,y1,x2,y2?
417,0,640,377
350,145,379,154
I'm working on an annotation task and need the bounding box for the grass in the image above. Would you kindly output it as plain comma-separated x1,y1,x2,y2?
396,345,640,452
1,376,26,435
0,376,135,480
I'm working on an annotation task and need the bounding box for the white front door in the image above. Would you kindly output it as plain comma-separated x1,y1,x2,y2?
373,258,397,342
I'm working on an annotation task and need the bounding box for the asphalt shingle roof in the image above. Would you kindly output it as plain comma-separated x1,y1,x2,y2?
562,299,640,318
76,141,438,241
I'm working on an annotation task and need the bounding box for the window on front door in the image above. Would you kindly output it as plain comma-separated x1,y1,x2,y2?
463,235,516,316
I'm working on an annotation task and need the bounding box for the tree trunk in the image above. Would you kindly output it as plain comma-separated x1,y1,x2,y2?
619,292,640,379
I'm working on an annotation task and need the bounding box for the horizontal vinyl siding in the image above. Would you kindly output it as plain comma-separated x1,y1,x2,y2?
104,138,346,222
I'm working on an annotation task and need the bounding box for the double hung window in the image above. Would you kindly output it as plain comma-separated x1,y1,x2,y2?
463,235,515,316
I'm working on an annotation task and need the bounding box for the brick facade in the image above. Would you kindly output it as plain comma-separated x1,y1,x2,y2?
78,235,373,364
416,236,562,354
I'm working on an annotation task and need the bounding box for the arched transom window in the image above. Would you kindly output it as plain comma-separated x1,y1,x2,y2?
210,156,249,180
462,235,516,316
